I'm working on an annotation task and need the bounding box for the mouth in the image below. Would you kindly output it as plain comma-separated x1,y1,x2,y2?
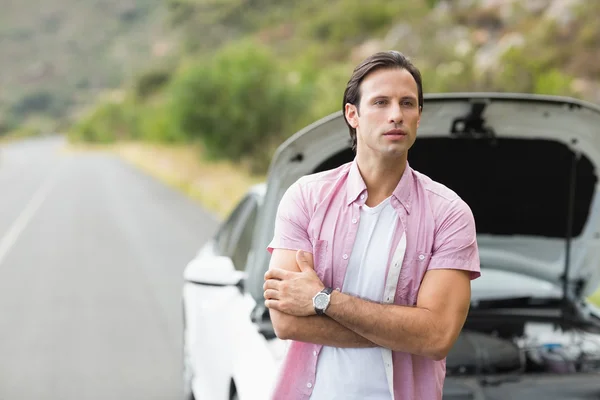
383,128,407,139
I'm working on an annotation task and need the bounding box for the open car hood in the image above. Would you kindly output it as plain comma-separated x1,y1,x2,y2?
249,93,600,306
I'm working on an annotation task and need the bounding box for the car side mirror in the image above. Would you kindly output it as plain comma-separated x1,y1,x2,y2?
183,255,245,293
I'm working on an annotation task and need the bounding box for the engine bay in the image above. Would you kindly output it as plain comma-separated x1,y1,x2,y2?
446,321,600,377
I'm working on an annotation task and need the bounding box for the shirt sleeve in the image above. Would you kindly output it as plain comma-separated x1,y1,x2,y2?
427,198,481,280
266,180,313,254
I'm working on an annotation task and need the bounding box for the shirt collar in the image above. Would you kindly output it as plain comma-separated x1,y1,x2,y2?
346,158,413,214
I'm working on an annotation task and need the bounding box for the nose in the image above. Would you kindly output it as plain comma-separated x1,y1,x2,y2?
389,103,403,125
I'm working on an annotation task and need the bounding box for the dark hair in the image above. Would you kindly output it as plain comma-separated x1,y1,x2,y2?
342,50,424,150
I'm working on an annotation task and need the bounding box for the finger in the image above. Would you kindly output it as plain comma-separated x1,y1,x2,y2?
263,279,280,291
296,250,314,272
265,299,282,312
264,268,292,281
263,289,279,300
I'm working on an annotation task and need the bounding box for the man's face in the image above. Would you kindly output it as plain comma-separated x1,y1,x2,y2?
345,67,421,161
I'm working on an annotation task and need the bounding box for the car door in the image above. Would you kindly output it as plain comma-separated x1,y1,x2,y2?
229,246,288,399
183,192,263,399
216,193,287,400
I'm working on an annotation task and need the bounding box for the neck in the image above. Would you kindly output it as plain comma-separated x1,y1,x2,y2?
355,152,407,207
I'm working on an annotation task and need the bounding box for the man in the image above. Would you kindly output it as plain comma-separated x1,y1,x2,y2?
263,51,480,400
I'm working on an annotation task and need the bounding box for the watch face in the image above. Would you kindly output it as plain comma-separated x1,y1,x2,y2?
314,293,329,309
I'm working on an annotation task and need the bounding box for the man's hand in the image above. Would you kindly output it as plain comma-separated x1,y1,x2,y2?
266,248,376,347
264,250,325,316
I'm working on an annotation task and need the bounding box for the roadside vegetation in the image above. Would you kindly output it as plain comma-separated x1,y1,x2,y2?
5,0,600,304
0,0,167,141
65,0,600,211
65,1,600,172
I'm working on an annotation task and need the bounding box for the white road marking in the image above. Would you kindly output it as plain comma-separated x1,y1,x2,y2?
0,164,62,266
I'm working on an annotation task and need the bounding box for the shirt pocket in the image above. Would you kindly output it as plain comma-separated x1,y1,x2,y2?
311,239,330,285
397,251,433,305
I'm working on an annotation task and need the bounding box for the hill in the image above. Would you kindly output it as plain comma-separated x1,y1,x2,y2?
65,0,600,171
1,0,596,168
0,0,171,134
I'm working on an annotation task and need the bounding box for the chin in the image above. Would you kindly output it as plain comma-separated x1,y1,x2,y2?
381,148,407,159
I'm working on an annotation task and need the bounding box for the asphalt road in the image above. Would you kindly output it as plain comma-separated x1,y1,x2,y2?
0,136,220,400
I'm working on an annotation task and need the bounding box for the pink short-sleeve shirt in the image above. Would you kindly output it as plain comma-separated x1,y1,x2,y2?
267,159,481,400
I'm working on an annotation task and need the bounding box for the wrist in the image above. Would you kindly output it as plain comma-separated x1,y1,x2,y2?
324,289,342,316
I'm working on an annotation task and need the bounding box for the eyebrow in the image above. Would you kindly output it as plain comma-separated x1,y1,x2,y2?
370,95,418,102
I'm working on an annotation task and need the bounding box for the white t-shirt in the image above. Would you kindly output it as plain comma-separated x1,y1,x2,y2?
310,196,397,400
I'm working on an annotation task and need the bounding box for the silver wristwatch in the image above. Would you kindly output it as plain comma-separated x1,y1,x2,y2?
313,287,333,315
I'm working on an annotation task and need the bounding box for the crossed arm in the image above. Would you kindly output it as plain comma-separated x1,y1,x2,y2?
265,249,377,348
264,248,472,360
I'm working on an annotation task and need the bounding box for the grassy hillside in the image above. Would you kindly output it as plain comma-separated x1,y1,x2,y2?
6,0,600,142
67,0,600,169
0,0,171,135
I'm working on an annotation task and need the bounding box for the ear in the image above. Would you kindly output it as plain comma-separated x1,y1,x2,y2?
345,103,359,128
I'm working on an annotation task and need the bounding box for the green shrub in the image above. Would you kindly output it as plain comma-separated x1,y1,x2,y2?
304,62,352,122
10,89,71,119
137,103,184,143
133,66,173,100
493,46,577,96
68,98,138,143
303,0,426,45
168,39,314,172
0,112,18,135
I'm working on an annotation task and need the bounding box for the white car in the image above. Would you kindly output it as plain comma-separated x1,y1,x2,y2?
182,93,600,400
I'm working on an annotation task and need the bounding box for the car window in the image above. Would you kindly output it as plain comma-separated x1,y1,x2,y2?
215,196,251,256
230,200,258,271
214,194,259,271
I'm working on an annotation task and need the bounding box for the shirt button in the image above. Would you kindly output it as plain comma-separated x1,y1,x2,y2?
360,194,365,200
419,254,425,261
343,254,348,260
352,218,357,224
336,287,340,291
395,263,400,268
313,350,317,356
307,382,313,388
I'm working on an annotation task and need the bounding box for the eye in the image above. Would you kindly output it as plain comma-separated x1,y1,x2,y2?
374,99,387,105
